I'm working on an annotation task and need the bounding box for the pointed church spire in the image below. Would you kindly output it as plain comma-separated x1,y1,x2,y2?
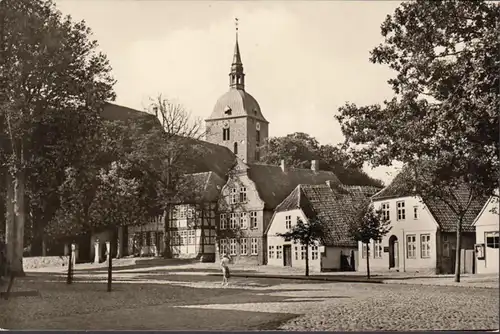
229,17,245,90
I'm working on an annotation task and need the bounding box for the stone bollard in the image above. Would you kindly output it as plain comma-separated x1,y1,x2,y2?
94,240,100,264
71,244,77,266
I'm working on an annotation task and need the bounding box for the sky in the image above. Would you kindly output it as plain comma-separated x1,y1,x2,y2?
55,0,405,185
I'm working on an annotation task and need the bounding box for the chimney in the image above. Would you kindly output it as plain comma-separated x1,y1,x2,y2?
280,159,287,172
311,160,319,172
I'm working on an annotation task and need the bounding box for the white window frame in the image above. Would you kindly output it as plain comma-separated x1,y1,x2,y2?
229,238,237,256
301,245,306,260
420,234,431,258
220,213,227,230
485,231,499,249
413,206,418,219
179,205,187,219
381,202,390,221
311,245,319,260
374,240,383,258
239,187,247,203
294,246,299,260
406,234,416,258
230,188,238,204
250,211,258,229
276,245,283,259
239,212,248,229
397,201,406,221
240,238,248,255
285,215,292,229
361,243,369,259
251,238,258,255
268,245,275,259
229,213,237,229
219,239,227,255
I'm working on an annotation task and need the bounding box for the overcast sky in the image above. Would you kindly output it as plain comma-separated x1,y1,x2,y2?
55,0,404,185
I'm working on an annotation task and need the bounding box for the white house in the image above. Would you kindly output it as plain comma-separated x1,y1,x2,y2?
361,171,487,275
472,195,499,274
266,182,380,272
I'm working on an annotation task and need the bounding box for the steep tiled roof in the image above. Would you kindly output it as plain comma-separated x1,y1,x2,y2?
175,172,226,203
373,168,489,233
273,183,379,247
247,163,341,210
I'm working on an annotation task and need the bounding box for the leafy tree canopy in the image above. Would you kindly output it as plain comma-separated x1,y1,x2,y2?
262,132,384,187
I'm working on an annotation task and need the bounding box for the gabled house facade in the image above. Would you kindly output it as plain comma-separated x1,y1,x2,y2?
472,194,499,274
360,172,487,275
266,183,380,272
216,159,343,265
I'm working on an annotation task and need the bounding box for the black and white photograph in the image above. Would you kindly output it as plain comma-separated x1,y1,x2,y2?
0,0,498,331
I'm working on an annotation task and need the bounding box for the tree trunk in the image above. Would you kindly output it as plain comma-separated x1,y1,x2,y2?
366,242,370,279
305,242,309,277
5,171,26,276
454,217,463,283
107,237,113,292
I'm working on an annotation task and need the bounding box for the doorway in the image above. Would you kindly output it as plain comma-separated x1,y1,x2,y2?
283,245,292,267
389,235,399,269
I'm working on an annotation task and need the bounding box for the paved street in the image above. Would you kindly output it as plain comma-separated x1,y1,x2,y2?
0,267,498,331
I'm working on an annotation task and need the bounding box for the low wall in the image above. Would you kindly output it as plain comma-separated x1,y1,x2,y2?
23,256,69,270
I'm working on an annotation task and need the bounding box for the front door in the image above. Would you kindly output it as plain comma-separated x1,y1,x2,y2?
283,245,292,267
389,235,399,269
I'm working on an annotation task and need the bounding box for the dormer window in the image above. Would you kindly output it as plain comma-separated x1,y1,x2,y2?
224,106,232,116
253,108,257,115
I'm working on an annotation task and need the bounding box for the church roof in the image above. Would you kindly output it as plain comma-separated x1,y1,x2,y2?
208,89,267,122
174,171,227,204
247,163,342,210
101,103,236,180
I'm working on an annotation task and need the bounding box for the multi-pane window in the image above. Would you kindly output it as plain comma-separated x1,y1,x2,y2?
420,234,431,258
223,128,230,141
239,212,248,229
311,245,319,260
374,240,383,258
219,239,227,254
397,201,406,220
229,238,237,255
230,188,238,204
406,234,416,258
268,245,275,259
250,211,258,229
294,246,299,260
413,206,418,219
251,238,258,255
382,203,390,221
486,232,499,248
229,213,237,229
276,245,283,259
220,214,227,230
180,231,187,245
285,215,292,229
178,205,187,219
187,207,194,219
239,187,247,203
188,230,195,244
362,243,368,259
301,246,306,260
240,238,248,255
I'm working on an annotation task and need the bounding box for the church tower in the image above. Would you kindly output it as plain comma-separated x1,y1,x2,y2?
205,19,269,164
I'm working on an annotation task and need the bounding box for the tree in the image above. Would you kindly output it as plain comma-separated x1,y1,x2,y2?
0,0,115,274
276,218,325,277
349,204,391,279
262,132,383,187
336,0,499,282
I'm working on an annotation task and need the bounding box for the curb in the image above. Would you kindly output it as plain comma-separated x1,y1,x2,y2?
206,273,385,284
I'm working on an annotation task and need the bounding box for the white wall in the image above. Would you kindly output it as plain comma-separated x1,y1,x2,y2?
267,209,322,272
358,196,439,273
475,197,499,274
322,246,357,271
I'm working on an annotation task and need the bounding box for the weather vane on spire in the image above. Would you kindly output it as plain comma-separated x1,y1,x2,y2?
235,17,239,38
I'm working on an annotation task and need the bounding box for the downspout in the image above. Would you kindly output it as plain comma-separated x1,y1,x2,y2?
402,229,406,272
